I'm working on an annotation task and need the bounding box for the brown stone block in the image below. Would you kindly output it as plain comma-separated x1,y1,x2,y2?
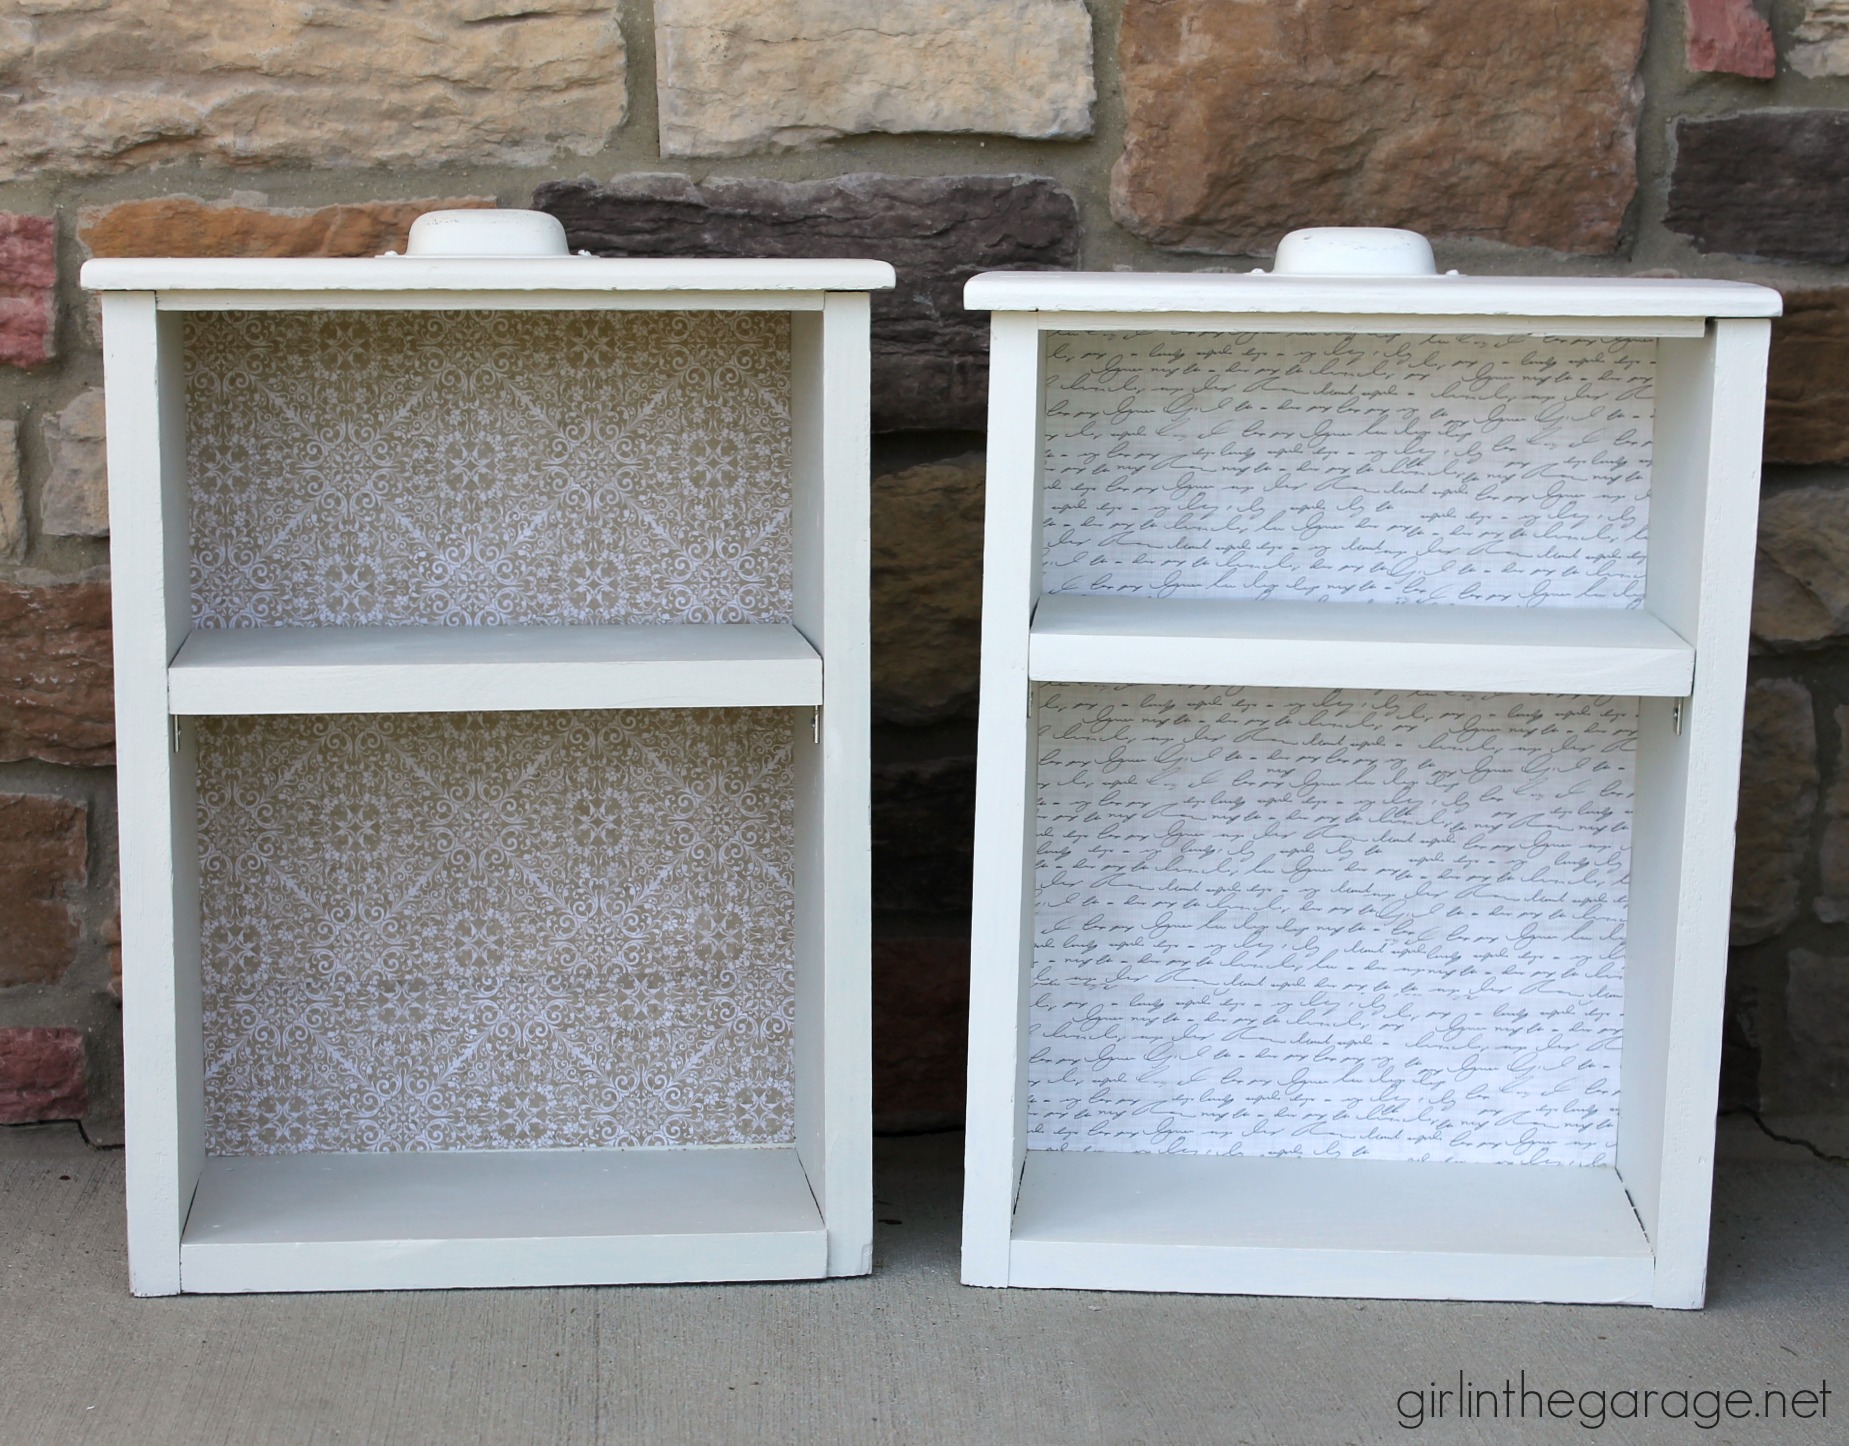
0,213,56,369
1110,0,1647,256
873,937,969,1131
1731,678,1817,945
0,2,626,181
0,792,87,987
79,196,496,260
1752,483,1849,644
534,174,1079,430
0,579,114,766
1765,288,1849,467
1685,0,1776,79
1666,112,1849,264
872,454,984,724
0,1027,87,1125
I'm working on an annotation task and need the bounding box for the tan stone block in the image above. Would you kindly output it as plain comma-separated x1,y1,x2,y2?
79,197,496,260
1111,0,1647,255
1753,484,1849,645
1732,677,1817,945
0,1,624,180
0,421,21,560
871,453,984,724
1791,1,1849,76
40,390,107,539
0,793,87,988
0,578,114,766
655,0,1093,157
1765,287,1849,467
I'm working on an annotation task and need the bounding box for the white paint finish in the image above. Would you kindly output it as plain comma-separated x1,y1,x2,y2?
96,269,877,1293
168,623,823,714
1639,321,1770,1308
1007,1152,1652,1303
104,296,201,1297
1030,596,1694,695
965,287,1771,1305
962,317,1047,1287
180,1146,826,1293
82,256,896,295
964,271,1781,320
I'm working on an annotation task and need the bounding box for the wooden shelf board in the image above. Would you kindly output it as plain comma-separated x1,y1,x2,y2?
168,622,823,714
1028,595,1695,696
180,1145,827,1292
1006,1151,1653,1303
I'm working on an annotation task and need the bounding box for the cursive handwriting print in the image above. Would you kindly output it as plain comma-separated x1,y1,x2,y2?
1029,685,1635,1165
1040,331,1654,607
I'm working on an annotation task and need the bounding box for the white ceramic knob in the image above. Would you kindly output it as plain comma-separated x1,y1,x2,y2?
403,209,571,259
1271,227,1437,277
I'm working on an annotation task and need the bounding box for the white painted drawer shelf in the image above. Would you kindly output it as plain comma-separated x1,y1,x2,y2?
962,257,1780,1308
167,623,824,715
1028,595,1695,696
89,247,891,1296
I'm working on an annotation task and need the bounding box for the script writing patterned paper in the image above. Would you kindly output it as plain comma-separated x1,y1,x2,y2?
1040,331,1654,607
1030,685,1634,1165
186,309,792,628
198,709,795,1155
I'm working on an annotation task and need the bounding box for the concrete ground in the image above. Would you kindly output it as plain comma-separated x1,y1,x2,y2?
0,1121,1843,1446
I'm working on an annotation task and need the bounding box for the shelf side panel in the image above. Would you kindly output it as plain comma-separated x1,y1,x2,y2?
105,296,202,1297
963,317,1048,1285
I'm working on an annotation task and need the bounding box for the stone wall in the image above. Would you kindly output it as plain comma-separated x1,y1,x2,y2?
3,0,1848,1138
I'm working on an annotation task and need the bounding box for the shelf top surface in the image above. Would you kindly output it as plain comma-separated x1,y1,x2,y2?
964,270,1783,319
82,255,898,295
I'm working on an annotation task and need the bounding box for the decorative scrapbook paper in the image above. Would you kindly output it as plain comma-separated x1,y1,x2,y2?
186,310,792,628
1030,685,1635,1166
1040,331,1655,607
198,709,796,1154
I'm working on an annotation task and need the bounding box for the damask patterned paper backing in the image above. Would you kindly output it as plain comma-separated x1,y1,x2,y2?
198,710,796,1154
185,310,793,627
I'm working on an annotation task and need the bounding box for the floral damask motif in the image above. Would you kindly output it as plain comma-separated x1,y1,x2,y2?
197,710,796,1154
185,310,793,628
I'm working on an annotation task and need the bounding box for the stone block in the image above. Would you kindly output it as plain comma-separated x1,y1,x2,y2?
0,1028,87,1125
1731,677,1817,945
79,197,496,260
1791,1,1849,76
0,579,114,767
1765,288,1849,467
1817,704,1849,922
0,1,625,181
0,213,56,369
872,753,976,916
0,793,87,988
873,454,984,724
0,421,21,560
1110,0,1647,255
40,390,108,539
1666,111,1849,264
1752,483,1849,644
534,174,1079,430
654,0,1093,157
1783,950,1849,1107
1686,0,1775,78
872,937,969,1130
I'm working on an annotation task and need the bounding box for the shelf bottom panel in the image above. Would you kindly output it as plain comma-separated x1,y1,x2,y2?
1007,1151,1654,1303
181,1145,826,1293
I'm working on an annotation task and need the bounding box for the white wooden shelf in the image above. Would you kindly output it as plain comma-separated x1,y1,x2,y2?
168,623,823,715
181,1146,826,1293
1029,596,1694,696
962,258,1778,1309
1008,1152,1652,1304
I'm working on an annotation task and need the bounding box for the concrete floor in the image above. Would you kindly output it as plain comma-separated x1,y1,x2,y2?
0,1122,1843,1446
